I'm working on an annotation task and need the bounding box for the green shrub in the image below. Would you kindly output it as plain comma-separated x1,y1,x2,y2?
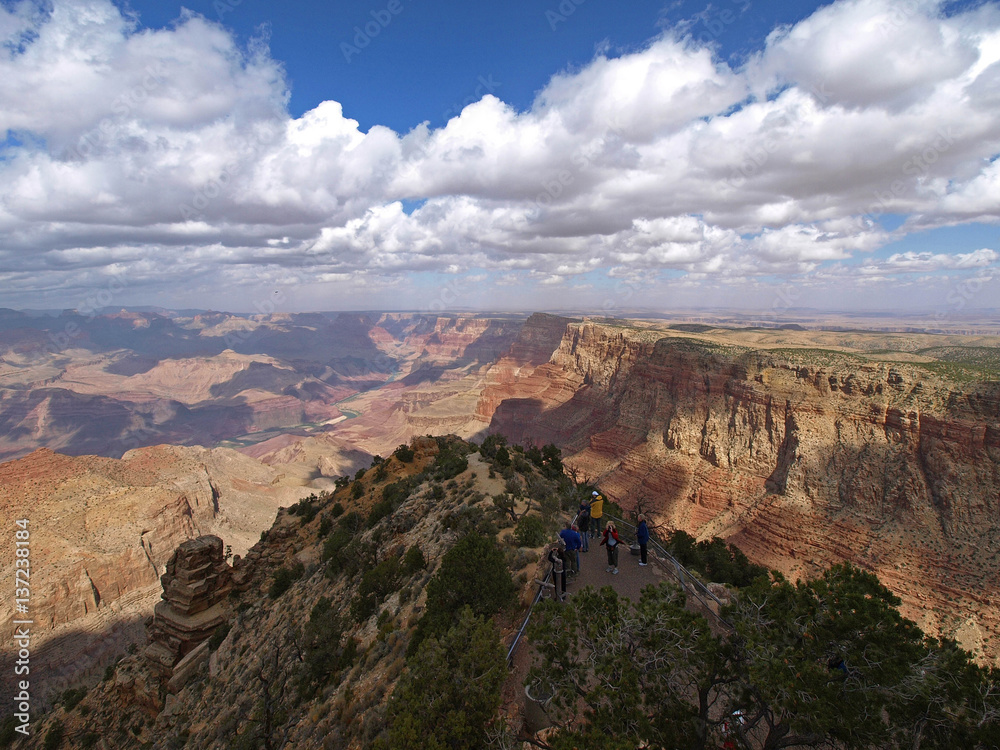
298,597,357,699
351,481,364,500
380,610,506,750
479,434,507,460
367,478,415,528
330,502,345,518
394,443,415,463
318,515,333,538
432,444,469,481
61,687,87,711
0,716,17,749
80,733,100,749
289,495,318,524
367,498,394,528
402,546,426,575
513,515,546,547
268,562,305,599
411,533,515,653
667,531,767,589
443,505,497,538
351,557,401,622
42,721,64,750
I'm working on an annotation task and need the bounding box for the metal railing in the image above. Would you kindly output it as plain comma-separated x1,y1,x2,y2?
505,508,586,667
506,565,552,667
506,507,734,668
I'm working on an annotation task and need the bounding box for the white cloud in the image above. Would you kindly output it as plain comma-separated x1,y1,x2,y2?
2,0,1000,310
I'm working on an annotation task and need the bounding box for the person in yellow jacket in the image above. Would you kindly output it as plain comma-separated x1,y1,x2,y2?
589,491,604,537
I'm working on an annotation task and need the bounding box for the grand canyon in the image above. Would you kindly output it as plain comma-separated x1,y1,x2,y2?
2,307,1000,724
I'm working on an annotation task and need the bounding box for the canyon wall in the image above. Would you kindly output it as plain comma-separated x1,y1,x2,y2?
482,320,1000,656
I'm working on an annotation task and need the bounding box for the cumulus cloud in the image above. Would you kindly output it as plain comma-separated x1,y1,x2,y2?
1,0,999,311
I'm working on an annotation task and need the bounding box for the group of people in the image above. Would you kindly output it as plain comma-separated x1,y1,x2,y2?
542,491,651,601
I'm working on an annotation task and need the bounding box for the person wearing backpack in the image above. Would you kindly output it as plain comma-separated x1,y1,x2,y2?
600,521,620,574
636,514,649,566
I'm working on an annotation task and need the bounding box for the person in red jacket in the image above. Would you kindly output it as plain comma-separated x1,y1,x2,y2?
600,521,620,574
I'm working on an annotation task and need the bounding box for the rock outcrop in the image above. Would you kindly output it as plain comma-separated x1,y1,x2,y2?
145,535,232,690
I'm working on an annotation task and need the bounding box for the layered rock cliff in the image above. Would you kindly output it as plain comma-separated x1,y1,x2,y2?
0,445,307,705
481,320,1000,656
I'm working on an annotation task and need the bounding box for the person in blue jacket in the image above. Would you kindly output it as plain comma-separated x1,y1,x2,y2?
636,514,649,567
559,522,582,575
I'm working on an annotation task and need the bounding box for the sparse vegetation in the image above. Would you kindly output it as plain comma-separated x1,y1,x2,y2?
61,687,88,711
42,720,64,750
410,532,516,654
529,565,1000,749
268,561,305,599
379,609,506,750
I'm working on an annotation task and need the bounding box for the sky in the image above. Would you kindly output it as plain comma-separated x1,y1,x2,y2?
0,0,998,317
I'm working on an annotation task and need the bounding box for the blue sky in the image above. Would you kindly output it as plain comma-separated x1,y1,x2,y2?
0,0,998,316
124,0,825,130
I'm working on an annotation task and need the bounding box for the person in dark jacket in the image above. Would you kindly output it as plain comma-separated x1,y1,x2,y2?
600,521,620,574
636,514,649,566
545,542,566,601
559,522,581,574
577,503,590,551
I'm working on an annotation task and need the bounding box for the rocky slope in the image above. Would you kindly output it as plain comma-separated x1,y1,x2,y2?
15,436,565,749
0,444,309,706
480,318,1000,657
